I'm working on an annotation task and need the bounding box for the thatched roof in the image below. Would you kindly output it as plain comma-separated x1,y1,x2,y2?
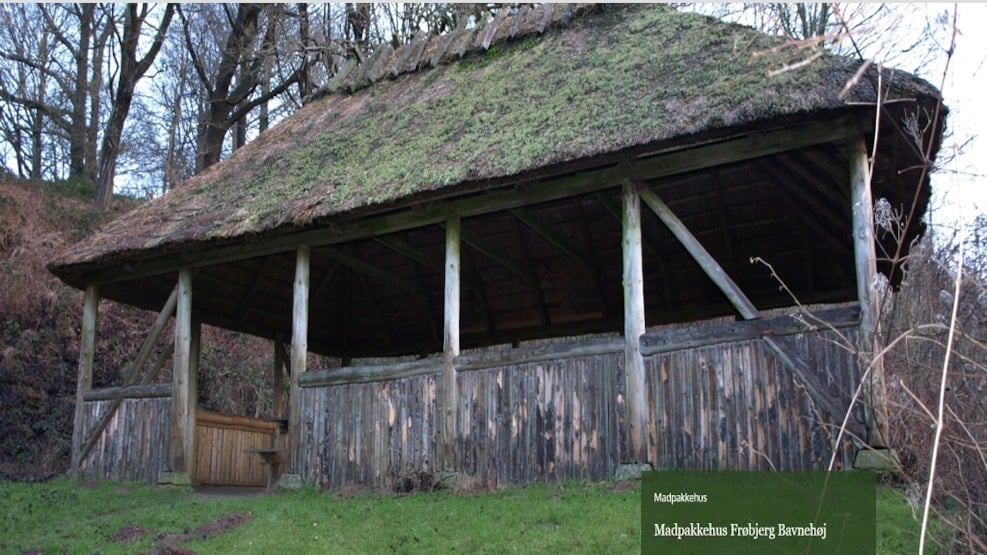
48,4,944,357
50,4,940,280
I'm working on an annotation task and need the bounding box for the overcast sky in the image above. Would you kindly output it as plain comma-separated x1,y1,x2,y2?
858,3,987,240
914,3,987,237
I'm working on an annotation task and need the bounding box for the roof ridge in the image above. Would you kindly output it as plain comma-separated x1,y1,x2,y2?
307,3,606,101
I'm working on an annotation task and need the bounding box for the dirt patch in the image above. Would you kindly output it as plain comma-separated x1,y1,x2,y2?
130,511,251,555
610,480,635,493
187,511,251,540
110,524,152,543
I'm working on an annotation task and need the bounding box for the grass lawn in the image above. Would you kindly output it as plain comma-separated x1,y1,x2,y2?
0,479,640,554
0,478,928,554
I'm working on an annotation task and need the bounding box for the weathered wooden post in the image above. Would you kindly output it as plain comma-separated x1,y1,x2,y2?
621,181,648,465
441,216,461,474
849,136,889,448
167,267,196,484
273,335,287,419
287,245,310,482
70,283,99,478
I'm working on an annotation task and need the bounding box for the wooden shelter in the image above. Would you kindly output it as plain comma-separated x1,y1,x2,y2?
50,5,944,488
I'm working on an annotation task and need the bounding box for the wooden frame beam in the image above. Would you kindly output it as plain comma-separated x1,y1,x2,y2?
596,190,675,309
510,207,596,269
849,135,888,447
85,118,852,286
441,216,461,471
458,225,530,279
70,283,99,478
170,268,195,478
297,305,861,388
235,257,273,320
82,382,172,401
315,245,428,299
376,231,487,302
288,245,310,472
632,180,857,433
76,286,180,474
621,182,648,464
633,180,758,318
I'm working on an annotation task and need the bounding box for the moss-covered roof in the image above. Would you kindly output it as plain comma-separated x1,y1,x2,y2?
50,4,940,279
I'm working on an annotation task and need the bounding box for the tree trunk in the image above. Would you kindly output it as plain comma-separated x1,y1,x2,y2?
95,4,174,209
67,4,93,181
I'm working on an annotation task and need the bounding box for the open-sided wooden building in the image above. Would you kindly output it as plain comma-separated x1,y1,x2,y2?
49,4,944,488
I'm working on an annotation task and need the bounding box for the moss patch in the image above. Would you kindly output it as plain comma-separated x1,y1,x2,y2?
50,4,940,273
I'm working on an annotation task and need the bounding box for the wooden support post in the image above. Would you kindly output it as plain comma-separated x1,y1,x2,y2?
850,136,889,447
441,216,461,471
274,335,286,419
70,283,98,478
170,268,195,479
621,182,648,464
288,245,310,473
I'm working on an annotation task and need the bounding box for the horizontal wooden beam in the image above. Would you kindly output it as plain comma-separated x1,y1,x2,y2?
82,383,172,401
458,337,623,372
85,118,851,286
298,305,862,388
298,356,443,387
640,305,860,354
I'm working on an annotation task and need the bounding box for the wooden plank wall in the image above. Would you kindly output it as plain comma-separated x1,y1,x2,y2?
193,410,278,486
78,397,171,483
456,354,625,485
299,328,859,489
300,373,440,489
300,354,625,489
645,329,860,471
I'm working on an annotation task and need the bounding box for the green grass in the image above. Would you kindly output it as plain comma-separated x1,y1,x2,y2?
877,485,945,554
0,479,934,554
0,479,640,554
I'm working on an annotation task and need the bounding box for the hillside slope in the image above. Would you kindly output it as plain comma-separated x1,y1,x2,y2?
1,179,99,478
1,177,279,481
0,178,151,479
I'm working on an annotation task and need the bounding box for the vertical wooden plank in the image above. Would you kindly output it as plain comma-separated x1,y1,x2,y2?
274,336,286,418
289,245,311,473
849,135,888,447
171,268,193,476
621,181,648,464
71,283,98,478
441,216,461,470
188,317,200,480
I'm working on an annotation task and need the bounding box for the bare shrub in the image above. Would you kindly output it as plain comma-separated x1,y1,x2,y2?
883,237,987,552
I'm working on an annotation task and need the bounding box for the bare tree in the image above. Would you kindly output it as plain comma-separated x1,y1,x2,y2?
178,4,306,172
94,3,175,209
0,4,112,182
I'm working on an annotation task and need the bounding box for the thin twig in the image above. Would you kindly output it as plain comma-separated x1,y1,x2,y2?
919,209,963,553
